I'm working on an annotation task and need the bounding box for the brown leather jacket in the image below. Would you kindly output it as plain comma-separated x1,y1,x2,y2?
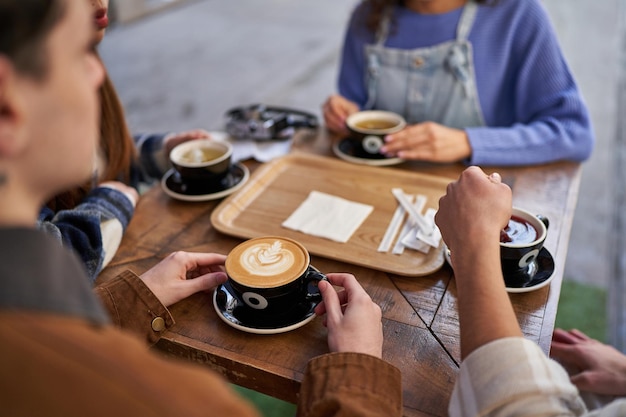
0,228,402,417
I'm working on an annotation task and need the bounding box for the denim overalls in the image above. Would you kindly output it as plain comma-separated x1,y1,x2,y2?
364,1,486,129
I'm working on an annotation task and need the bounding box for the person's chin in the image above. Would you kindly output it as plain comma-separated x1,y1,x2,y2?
95,29,106,44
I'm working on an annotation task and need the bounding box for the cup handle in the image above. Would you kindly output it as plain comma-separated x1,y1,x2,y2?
536,214,550,230
303,266,328,302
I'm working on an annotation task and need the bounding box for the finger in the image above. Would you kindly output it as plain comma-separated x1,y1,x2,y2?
396,148,429,161
325,113,345,132
549,343,587,370
569,372,592,392
325,273,354,289
570,371,608,394
328,97,355,118
326,273,369,303
314,300,327,316
569,329,592,341
549,341,572,359
549,343,577,367
318,279,342,325
176,271,228,300
552,328,579,345
192,129,211,138
190,264,226,280
334,288,348,306
186,252,228,269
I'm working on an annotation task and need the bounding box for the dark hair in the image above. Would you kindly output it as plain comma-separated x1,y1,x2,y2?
0,0,66,79
356,0,495,36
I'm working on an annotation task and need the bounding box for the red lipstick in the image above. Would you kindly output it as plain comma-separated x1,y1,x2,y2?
94,8,109,30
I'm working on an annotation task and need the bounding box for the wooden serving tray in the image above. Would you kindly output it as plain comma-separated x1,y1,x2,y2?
211,153,451,276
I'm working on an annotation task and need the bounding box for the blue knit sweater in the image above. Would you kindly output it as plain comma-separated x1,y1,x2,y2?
338,0,594,166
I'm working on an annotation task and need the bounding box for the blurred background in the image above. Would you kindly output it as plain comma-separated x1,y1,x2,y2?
101,0,624,355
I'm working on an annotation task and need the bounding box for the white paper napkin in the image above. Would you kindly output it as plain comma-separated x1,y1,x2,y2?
282,191,374,243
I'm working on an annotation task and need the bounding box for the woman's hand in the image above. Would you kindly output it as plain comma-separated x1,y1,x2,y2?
315,273,383,358
551,328,626,396
322,94,359,135
380,121,471,162
140,251,228,307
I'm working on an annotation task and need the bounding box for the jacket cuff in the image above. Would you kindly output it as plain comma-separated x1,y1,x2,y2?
94,270,174,345
298,352,402,417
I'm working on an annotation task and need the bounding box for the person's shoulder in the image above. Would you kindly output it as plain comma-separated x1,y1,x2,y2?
345,2,376,41
477,0,554,38
481,0,551,24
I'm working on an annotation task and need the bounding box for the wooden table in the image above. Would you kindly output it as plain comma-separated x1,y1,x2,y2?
98,131,581,417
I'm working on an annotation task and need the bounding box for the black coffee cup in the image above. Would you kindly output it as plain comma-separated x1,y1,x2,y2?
170,139,232,184
500,207,550,287
346,110,406,154
225,236,327,314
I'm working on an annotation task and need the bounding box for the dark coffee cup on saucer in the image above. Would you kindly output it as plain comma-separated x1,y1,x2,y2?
500,207,550,288
224,236,327,316
346,110,406,155
170,139,232,186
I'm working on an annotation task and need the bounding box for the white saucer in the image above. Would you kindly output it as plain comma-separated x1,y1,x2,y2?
161,163,249,202
212,282,318,335
444,245,555,293
333,137,404,167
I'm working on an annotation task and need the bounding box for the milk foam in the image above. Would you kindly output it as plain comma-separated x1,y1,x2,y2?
240,240,294,276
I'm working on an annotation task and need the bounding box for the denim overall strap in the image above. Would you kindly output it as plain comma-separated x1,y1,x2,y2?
364,1,486,127
447,1,478,95
363,8,392,110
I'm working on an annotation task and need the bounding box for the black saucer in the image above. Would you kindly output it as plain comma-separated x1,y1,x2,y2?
444,246,555,293
161,163,249,202
212,281,318,334
504,247,555,293
333,137,404,166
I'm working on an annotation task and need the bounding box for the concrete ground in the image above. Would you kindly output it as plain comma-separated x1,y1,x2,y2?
101,0,625,346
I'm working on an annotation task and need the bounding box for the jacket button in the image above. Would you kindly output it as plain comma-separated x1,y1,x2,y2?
414,57,424,67
151,317,166,332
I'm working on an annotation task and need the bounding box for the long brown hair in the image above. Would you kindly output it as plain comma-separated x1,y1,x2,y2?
46,57,136,211
356,0,494,36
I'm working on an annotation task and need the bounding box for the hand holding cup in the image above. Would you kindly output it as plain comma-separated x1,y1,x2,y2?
315,273,383,358
140,251,228,308
346,110,406,155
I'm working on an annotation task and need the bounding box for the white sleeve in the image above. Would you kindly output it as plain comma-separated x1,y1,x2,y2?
447,337,626,417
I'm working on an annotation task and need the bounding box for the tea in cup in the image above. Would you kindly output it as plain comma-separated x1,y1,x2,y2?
346,110,406,154
224,236,327,314
500,207,550,287
170,139,232,184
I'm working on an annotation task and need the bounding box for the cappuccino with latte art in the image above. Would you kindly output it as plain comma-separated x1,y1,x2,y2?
226,237,309,288
225,236,326,313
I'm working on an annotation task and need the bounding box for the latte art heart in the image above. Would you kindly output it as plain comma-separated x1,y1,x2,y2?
242,241,295,276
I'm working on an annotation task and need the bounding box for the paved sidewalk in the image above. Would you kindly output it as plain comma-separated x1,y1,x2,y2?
100,0,625,345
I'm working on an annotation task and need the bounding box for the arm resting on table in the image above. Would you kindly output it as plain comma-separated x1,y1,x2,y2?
94,270,174,345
